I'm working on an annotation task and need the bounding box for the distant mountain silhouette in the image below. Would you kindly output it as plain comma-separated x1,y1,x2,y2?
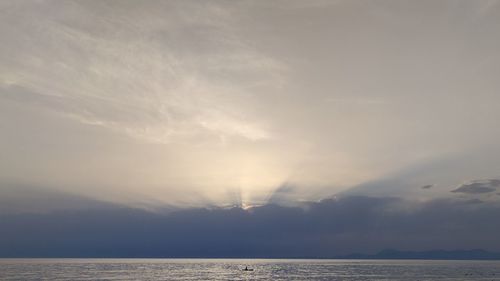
338,249,500,260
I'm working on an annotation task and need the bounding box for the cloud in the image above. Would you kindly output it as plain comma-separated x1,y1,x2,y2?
452,179,500,194
266,183,296,205
0,184,125,214
1,194,500,257
3,0,500,207
0,1,283,144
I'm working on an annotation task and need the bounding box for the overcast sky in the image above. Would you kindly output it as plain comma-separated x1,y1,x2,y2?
2,0,500,209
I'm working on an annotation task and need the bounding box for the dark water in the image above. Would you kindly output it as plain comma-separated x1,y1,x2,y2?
1,259,500,280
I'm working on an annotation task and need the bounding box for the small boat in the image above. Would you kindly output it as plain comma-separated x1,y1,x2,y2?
242,266,254,271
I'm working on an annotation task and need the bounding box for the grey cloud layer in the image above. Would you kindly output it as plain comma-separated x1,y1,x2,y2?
452,179,500,194
1,195,500,257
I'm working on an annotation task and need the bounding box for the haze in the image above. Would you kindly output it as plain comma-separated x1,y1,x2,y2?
2,0,500,210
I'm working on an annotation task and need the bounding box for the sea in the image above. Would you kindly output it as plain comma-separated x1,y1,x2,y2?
0,259,499,280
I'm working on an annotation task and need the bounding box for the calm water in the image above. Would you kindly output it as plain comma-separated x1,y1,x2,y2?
0,259,499,280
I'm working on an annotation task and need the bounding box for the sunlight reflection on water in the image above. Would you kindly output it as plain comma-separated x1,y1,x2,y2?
1,259,500,280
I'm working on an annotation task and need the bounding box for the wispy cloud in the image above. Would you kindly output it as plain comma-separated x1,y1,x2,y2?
0,1,284,144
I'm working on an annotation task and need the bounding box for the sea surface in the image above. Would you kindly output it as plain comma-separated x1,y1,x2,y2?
0,259,499,280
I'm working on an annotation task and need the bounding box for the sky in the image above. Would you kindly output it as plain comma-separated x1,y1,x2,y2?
1,0,500,256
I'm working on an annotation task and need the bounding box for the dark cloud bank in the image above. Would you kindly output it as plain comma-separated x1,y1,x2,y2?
452,179,500,194
1,193,500,258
